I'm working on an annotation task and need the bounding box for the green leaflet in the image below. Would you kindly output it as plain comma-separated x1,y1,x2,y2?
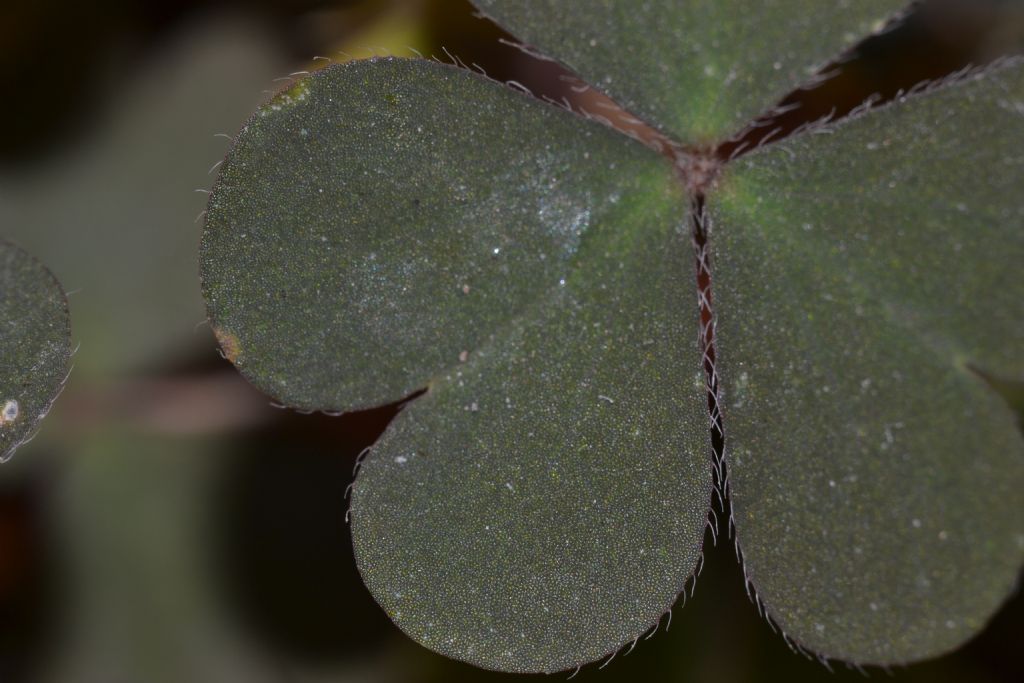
0,241,72,461
711,61,1024,663
351,213,711,672
474,0,907,143
201,58,712,672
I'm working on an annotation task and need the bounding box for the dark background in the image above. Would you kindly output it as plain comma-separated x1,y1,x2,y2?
0,1,1021,681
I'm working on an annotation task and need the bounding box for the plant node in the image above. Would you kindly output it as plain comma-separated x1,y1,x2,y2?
676,149,723,197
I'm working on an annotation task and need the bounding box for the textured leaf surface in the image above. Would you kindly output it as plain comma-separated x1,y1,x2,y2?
202,58,712,671
710,62,1024,663
351,203,710,673
0,241,71,461
474,0,906,143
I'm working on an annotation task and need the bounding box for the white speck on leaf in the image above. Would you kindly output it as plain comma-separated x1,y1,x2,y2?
0,400,18,425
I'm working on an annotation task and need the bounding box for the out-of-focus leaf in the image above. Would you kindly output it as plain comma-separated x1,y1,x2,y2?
201,57,712,672
49,431,277,683
0,241,71,462
473,0,907,143
710,60,1024,664
0,19,287,376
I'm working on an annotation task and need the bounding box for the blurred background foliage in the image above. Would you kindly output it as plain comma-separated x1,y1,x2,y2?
0,0,1021,681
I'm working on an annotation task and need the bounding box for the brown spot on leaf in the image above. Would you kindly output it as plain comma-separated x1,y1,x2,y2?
214,327,242,364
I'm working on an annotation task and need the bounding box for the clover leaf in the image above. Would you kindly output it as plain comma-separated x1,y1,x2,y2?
0,241,72,462
199,0,1024,674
